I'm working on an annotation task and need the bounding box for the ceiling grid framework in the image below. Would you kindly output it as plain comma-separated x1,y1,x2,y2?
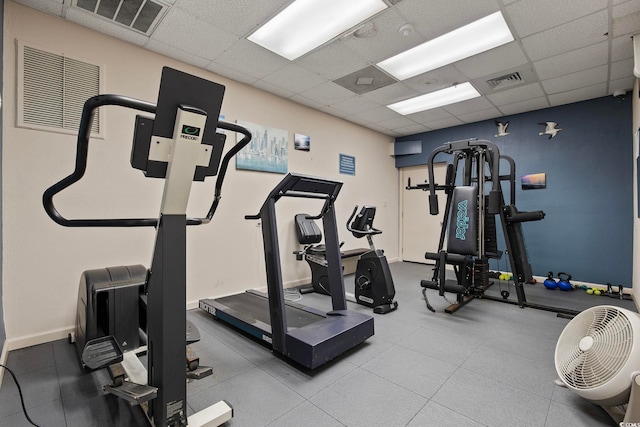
13,0,640,137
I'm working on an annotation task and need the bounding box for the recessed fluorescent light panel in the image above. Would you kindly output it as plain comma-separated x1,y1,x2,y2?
388,82,481,115
248,0,388,60
378,11,514,80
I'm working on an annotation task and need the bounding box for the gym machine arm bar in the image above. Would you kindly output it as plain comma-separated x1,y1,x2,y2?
43,94,251,228
426,139,501,215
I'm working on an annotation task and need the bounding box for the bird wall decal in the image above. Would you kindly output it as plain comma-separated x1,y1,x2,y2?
495,120,509,137
538,121,562,139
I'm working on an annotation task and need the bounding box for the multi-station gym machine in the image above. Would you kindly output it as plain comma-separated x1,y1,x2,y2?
43,67,251,426
406,139,574,315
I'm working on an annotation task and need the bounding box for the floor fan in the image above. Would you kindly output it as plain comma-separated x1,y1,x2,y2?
554,305,640,423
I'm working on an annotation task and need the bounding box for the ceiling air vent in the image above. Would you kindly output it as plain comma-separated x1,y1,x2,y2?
486,71,524,90
74,0,169,34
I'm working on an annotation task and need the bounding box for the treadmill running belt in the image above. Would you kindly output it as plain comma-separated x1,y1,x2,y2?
215,292,323,329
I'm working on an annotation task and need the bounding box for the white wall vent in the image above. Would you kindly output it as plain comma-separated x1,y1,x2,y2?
17,41,103,137
73,0,169,35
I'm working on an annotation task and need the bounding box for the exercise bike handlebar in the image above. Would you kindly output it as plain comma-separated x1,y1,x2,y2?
346,205,382,237
43,94,252,227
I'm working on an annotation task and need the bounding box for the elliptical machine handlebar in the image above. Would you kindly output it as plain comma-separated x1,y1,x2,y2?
43,94,252,228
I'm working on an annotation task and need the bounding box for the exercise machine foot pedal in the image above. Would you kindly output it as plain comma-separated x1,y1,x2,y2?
82,336,123,370
103,381,158,405
186,366,213,380
373,301,398,314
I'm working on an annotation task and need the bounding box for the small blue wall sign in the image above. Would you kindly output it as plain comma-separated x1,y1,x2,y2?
339,154,355,176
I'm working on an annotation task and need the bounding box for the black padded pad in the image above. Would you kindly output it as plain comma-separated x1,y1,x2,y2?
294,214,322,245
446,186,477,256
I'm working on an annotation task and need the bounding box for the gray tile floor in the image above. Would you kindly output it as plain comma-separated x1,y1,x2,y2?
0,261,632,426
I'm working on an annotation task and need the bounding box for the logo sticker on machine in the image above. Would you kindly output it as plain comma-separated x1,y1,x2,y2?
455,199,470,240
180,125,201,140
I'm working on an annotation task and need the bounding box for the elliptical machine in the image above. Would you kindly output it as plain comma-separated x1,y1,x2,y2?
42,67,252,426
346,206,398,314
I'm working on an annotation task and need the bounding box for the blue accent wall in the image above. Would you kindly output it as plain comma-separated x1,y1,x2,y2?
396,95,633,287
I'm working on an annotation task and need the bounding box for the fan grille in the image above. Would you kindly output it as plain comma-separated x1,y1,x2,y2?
557,306,634,389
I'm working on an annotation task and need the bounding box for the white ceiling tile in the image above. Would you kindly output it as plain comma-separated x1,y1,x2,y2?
499,96,550,115
609,77,636,93
204,61,259,85
521,11,608,61
442,96,496,115
344,115,375,127
361,82,418,104
377,115,422,130
395,0,500,40
299,82,355,105
610,58,635,80
340,8,428,64
403,66,471,94
66,8,149,46
423,116,465,130
260,64,327,95
296,42,370,80
533,42,608,80
395,123,431,135
406,107,454,123
252,80,296,99
354,106,404,123
144,39,211,68
290,94,326,110
611,35,636,61
506,0,607,38
213,39,289,80
454,42,529,80
541,65,607,94
173,0,289,37
458,108,503,124
486,83,545,106
330,96,381,115
150,7,239,60
548,83,607,106
612,0,640,37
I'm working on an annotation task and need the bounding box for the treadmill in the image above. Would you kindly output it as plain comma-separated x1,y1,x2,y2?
200,173,374,369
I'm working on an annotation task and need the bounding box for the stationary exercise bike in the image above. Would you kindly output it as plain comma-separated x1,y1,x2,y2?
346,206,398,314
294,206,397,314
42,67,251,426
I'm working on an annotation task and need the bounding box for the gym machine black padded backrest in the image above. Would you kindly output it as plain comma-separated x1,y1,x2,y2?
294,213,323,245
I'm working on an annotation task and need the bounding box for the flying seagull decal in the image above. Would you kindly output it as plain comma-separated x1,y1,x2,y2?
495,120,509,137
538,121,562,139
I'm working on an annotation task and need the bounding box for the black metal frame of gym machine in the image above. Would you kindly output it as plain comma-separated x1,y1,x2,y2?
42,67,252,426
409,138,579,317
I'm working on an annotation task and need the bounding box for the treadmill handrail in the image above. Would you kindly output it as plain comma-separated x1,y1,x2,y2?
245,173,342,221
42,94,251,227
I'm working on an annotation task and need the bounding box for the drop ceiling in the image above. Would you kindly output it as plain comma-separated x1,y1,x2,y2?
13,0,640,137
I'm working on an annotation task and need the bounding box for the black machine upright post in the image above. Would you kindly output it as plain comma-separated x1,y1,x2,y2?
147,214,187,426
260,197,289,354
321,199,348,311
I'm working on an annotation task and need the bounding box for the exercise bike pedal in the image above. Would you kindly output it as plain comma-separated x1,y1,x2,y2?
81,336,123,370
103,380,158,405
373,301,398,314
187,366,213,380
